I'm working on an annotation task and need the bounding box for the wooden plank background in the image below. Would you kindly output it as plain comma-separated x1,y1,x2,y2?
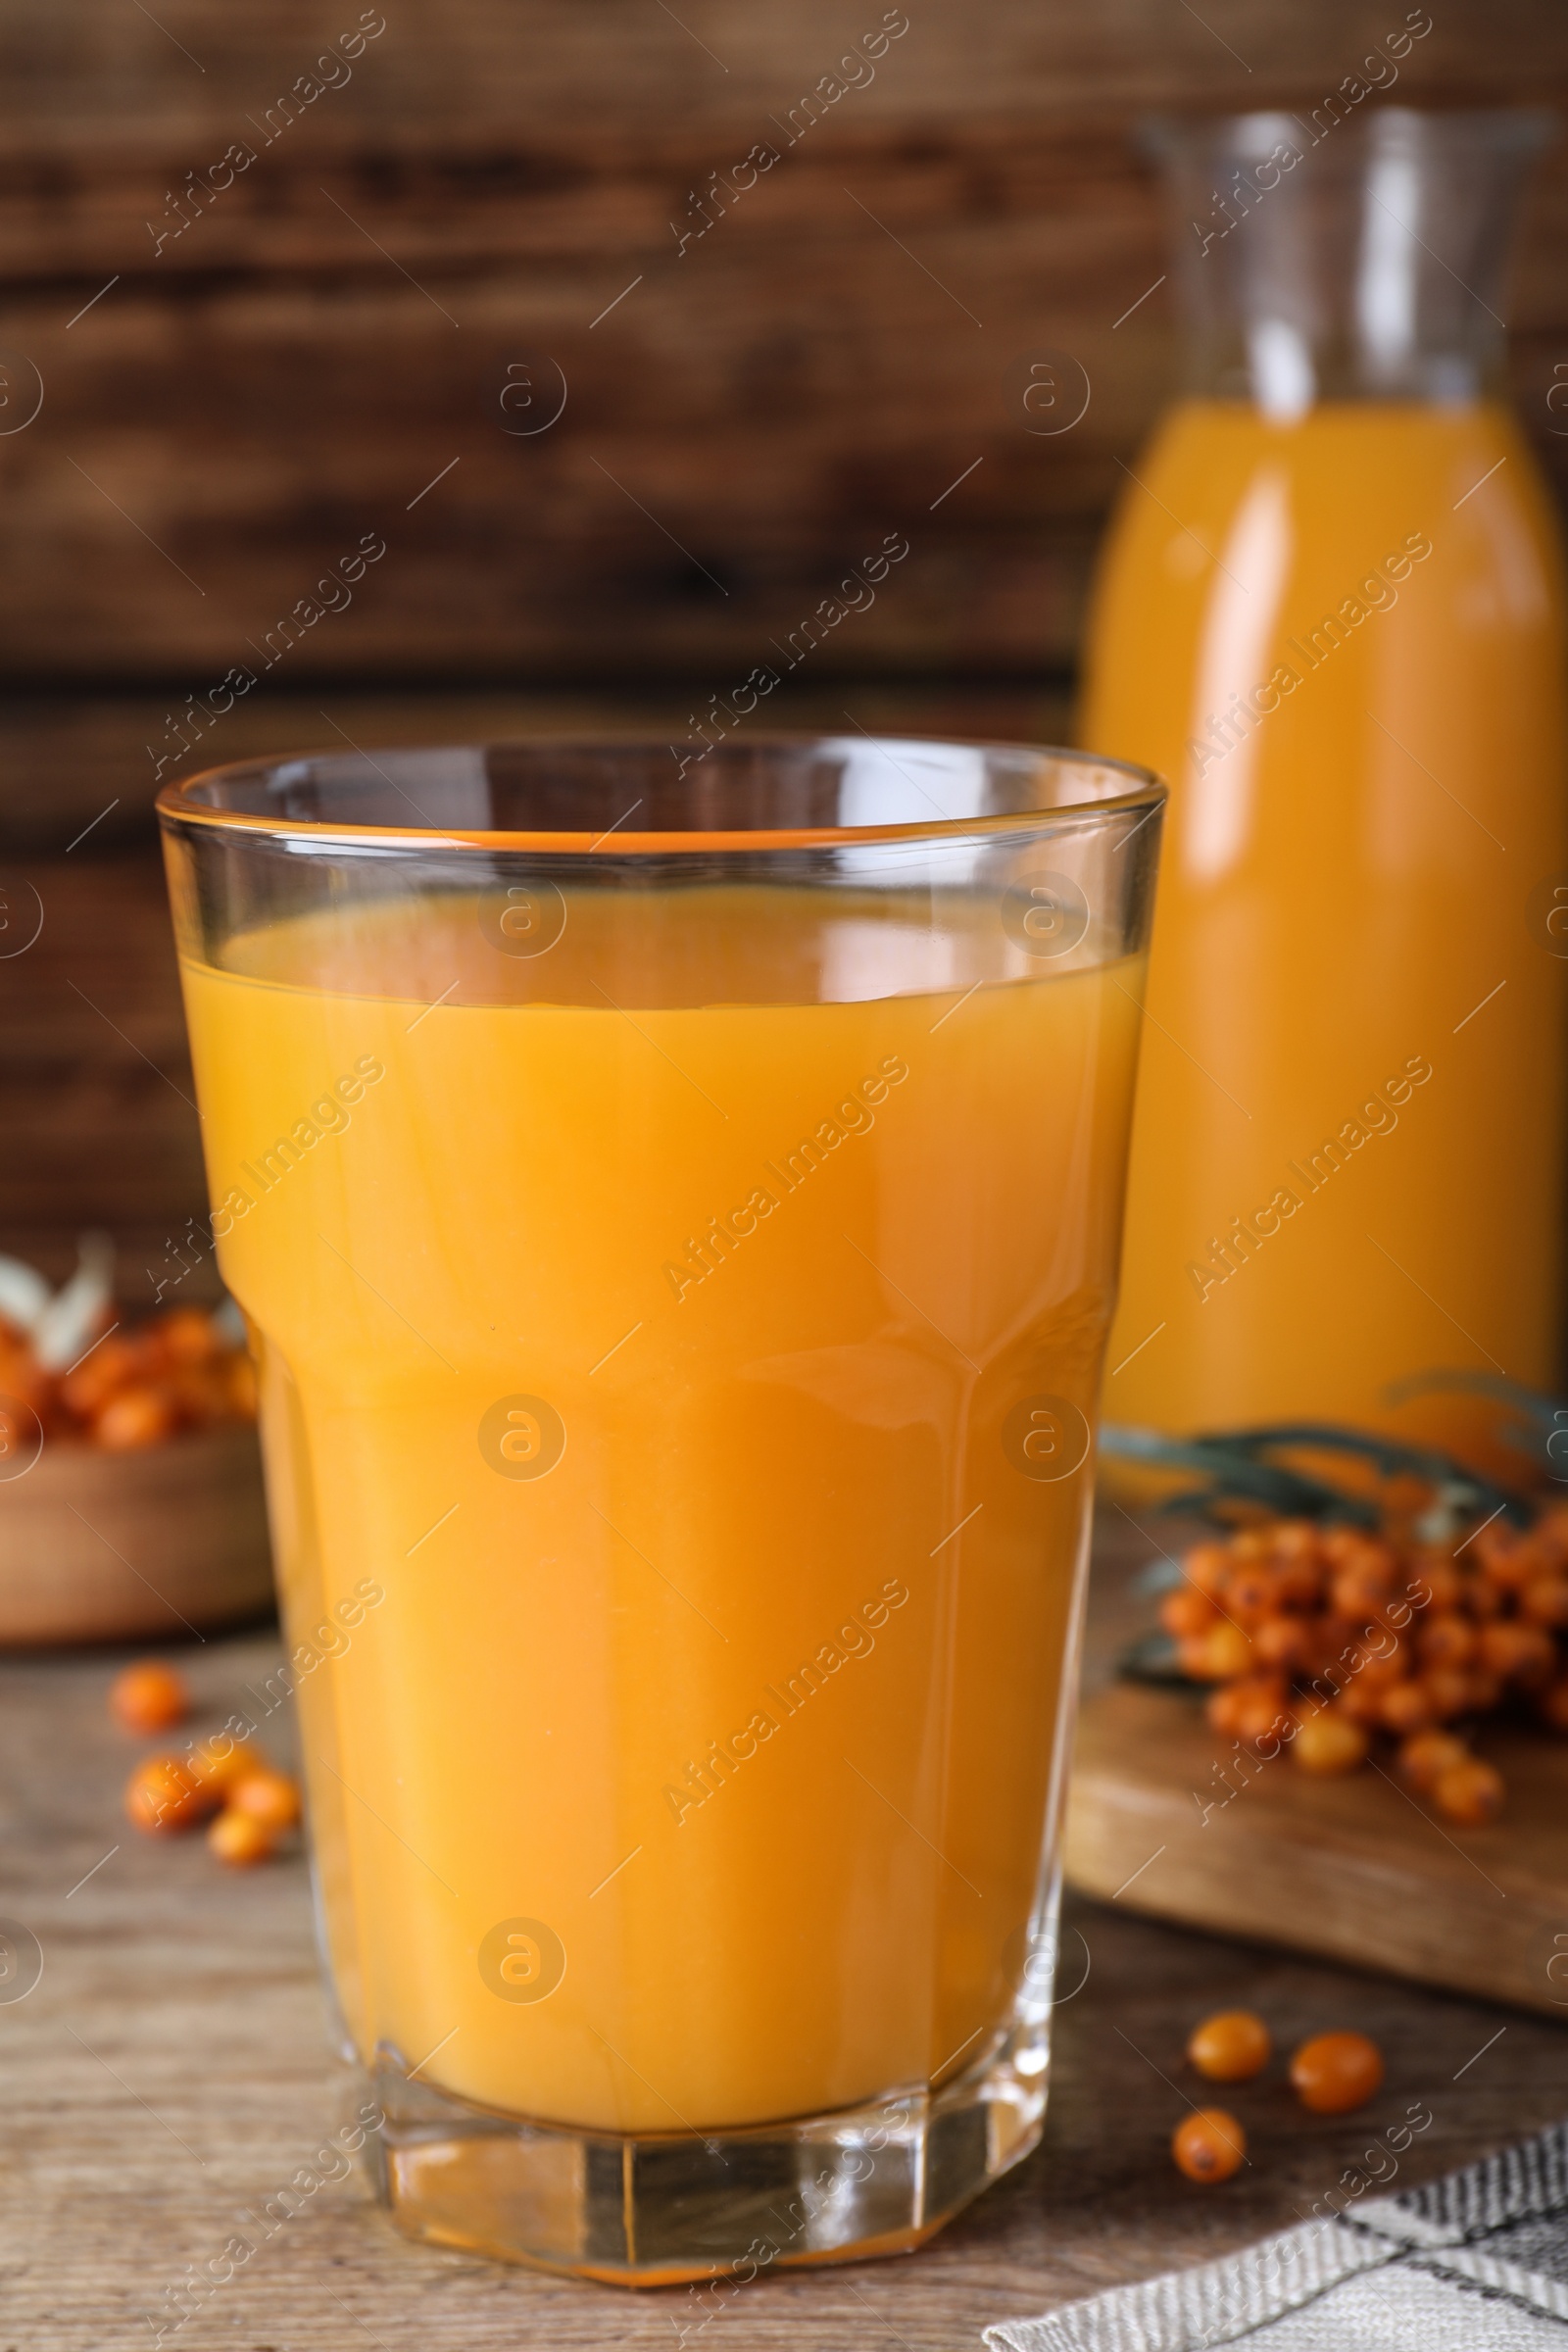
2,0,1567,1264
0,1,1565,726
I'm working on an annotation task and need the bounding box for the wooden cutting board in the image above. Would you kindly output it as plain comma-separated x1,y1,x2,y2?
1064,1678,1568,2018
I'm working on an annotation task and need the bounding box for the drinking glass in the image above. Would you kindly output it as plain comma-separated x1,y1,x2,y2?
158,736,1161,2283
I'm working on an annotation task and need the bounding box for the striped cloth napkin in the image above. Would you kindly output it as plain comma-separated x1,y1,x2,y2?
986,2121,1568,2351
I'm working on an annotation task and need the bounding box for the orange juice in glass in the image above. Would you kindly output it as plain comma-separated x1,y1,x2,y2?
159,736,1161,2283
1081,109,1567,1447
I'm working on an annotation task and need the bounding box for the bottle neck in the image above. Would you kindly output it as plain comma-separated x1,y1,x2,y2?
1148,108,1549,418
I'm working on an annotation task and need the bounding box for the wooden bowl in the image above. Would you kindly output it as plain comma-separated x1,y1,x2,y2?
0,1422,273,1646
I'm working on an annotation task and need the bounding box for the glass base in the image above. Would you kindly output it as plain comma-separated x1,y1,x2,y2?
356,2023,1047,2286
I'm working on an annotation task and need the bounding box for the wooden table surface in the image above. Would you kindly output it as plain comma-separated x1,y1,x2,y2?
5,1543,1567,2352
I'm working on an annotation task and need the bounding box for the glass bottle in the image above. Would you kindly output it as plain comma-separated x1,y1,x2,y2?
1081,107,1567,1451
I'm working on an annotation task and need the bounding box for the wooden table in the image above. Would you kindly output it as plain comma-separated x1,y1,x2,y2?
5,1563,1567,2352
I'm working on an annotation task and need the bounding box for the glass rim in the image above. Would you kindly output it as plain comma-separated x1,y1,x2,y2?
154,732,1165,858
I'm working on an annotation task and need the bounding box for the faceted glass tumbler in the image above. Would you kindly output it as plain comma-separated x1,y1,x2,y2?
157,736,1162,2284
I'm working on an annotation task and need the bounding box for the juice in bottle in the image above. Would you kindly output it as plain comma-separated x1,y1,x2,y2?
1080,110,1567,1443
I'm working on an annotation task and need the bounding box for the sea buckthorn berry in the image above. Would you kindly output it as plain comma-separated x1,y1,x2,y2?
1415,1613,1477,1671
1204,1682,1247,1737
60,1335,140,1418
1183,1543,1234,1597
1160,1586,1218,1640
208,1808,276,1867
1433,1757,1504,1827
1320,1527,1378,1566
1396,1729,1469,1791
1187,2009,1271,2083
1172,2108,1247,2182
1189,1627,1250,1684
1476,1530,1539,1590
1300,1628,1352,1684
1291,1708,1369,1776
1253,1615,1308,1671
1418,1666,1473,1723
1338,1678,1387,1727
154,1307,223,1366
123,1753,220,1836
1521,1575,1568,1630
1378,1678,1436,1736
1409,1556,1460,1613
229,1769,301,1833
1233,1687,1293,1748
109,1660,190,1736
1226,1565,1279,1624
94,1387,175,1451
1289,2031,1384,2115
0,1338,47,1418
192,1737,270,1797
1329,1568,1396,1626
1460,1572,1502,1620
1273,1562,1324,1611
1352,1638,1408,1690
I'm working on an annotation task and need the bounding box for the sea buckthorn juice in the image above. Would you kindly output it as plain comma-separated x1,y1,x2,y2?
1084,398,1567,1438
1080,110,1567,1446
160,737,1161,2282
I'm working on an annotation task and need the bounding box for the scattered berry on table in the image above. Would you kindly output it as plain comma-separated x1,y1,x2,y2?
123,1753,222,1836
1172,2108,1247,2182
228,1768,302,1833
1290,2031,1384,2115
1187,2009,1271,2083
109,1661,190,1736
208,1808,276,1867
1432,1756,1504,1825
